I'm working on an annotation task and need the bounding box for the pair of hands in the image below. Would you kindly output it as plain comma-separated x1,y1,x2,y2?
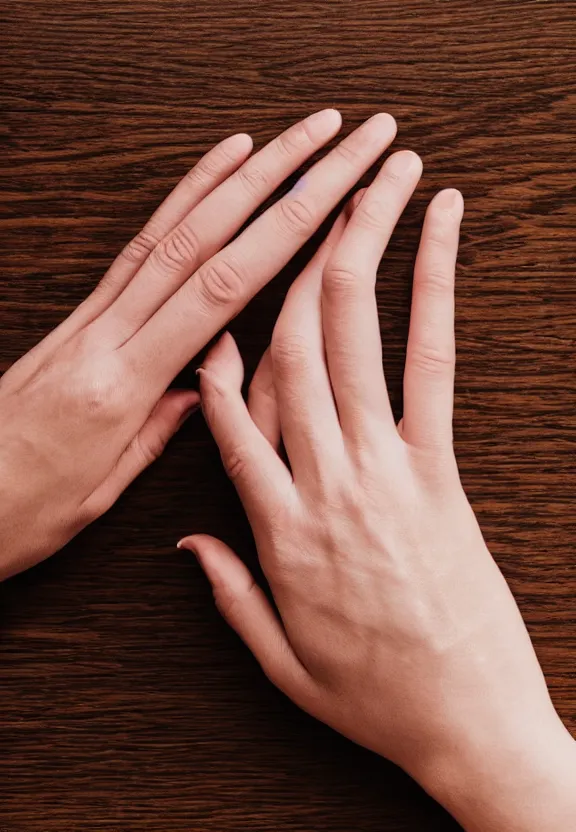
1,111,574,830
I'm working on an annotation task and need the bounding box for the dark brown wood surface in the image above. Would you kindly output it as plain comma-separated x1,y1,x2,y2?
1,1,575,829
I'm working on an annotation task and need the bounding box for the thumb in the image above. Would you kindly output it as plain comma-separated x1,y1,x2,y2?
178,534,317,705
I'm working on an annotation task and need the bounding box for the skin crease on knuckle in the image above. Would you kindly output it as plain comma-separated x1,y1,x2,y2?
275,196,316,239
193,256,248,312
270,330,311,377
152,223,202,273
121,227,162,266
322,262,360,298
409,343,455,376
354,197,390,231
274,123,311,157
236,163,270,197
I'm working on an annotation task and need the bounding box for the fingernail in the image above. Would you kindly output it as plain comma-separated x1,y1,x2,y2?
386,150,422,176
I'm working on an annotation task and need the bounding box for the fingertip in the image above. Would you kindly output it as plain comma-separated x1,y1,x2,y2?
219,329,240,355
201,331,244,385
432,188,464,221
177,535,218,585
304,108,343,141
218,133,254,161
177,533,209,562
178,534,251,595
367,112,397,140
385,149,423,178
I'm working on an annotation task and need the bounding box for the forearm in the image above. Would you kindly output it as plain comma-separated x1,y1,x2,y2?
419,715,576,831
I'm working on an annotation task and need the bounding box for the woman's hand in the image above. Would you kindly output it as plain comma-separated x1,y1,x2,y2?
181,154,576,831
0,110,399,580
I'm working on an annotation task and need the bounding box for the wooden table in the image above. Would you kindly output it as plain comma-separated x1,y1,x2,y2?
1,1,575,829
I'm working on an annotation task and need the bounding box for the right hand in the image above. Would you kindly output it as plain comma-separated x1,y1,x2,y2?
184,158,576,831
0,110,398,580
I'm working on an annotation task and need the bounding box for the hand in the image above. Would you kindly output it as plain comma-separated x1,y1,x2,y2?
0,110,399,580
181,155,576,831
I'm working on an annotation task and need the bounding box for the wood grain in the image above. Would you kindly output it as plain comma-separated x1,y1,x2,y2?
1,0,575,829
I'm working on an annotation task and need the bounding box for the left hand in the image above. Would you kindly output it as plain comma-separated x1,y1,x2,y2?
0,110,397,580
181,151,576,831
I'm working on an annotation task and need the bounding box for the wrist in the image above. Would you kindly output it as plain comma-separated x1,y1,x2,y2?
415,713,576,831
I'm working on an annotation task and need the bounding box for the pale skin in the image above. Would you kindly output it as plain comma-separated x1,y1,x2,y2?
178,158,576,829
0,108,400,579
1,111,574,828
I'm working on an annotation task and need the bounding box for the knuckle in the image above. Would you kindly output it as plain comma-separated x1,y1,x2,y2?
271,331,309,374
213,585,238,620
214,575,257,622
121,228,161,264
237,163,269,196
189,142,239,184
422,266,454,296
154,224,201,271
63,340,127,420
333,139,361,166
92,268,123,298
195,257,247,309
185,160,217,187
410,343,454,376
222,445,249,482
134,432,164,468
323,262,359,297
275,197,315,237
355,198,388,230
74,371,125,421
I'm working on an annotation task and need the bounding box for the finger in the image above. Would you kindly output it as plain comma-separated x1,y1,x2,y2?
269,207,351,481
100,110,343,341
247,192,361,458
178,535,318,706
247,193,366,455
199,332,295,522
94,134,255,311
31,135,255,363
80,389,200,521
125,113,398,384
402,189,464,450
4,135,254,390
247,348,281,451
321,150,423,443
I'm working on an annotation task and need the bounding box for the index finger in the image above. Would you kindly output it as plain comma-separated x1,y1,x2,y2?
126,113,398,384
